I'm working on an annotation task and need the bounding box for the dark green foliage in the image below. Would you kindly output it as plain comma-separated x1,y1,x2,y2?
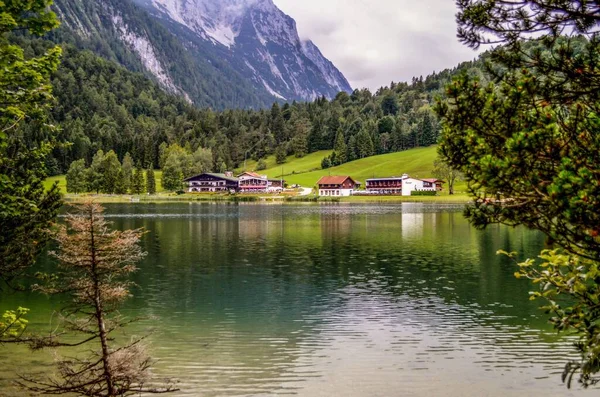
410,190,437,196
321,156,331,169
381,93,399,116
66,159,86,194
122,153,134,193
131,167,145,195
101,150,121,194
0,0,63,290
275,146,287,164
354,129,375,159
333,129,347,165
440,0,600,387
114,169,127,195
146,169,156,195
85,150,104,194
161,156,182,192
256,159,267,171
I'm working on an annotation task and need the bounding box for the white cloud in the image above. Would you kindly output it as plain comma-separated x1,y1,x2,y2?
273,0,481,90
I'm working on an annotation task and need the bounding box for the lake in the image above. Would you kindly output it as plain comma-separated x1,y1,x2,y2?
0,203,595,396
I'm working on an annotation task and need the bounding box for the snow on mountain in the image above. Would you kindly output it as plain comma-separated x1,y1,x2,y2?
137,0,352,101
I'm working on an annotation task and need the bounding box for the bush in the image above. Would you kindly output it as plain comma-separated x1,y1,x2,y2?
411,190,437,196
256,159,267,171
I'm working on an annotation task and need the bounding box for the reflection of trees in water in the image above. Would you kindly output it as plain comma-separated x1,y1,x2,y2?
2,204,556,394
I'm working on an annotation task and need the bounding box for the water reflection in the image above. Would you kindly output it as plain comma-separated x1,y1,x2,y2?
0,203,593,396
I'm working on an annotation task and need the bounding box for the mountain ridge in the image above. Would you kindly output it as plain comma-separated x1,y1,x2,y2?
51,0,352,109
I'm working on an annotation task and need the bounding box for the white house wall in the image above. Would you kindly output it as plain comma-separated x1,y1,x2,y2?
319,189,354,197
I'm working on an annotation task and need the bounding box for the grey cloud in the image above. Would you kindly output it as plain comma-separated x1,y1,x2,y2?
274,0,481,90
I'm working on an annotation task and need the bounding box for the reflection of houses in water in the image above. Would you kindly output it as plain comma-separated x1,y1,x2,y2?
320,213,352,239
401,212,425,239
401,204,438,239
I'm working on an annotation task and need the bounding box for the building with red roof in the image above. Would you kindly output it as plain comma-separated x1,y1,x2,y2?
317,176,360,197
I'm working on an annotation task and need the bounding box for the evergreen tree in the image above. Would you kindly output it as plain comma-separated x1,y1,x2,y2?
114,169,127,195
346,135,358,162
218,160,228,173
0,0,62,339
101,150,121,194
121,152,134,193
378,116,395,134
85,150,105,194
146,168,156,195
333,129,347,165
419,109,436,146
275,146,287,164
440,0,600,386
131,167,145,195
381,93,399,116
355,129,375,159
270,103,286,144
66,159,87,194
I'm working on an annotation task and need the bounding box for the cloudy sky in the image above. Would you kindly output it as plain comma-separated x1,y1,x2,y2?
273,0,481,91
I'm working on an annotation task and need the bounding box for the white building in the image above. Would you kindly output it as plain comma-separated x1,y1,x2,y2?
401,175,440,196
317,176,360,197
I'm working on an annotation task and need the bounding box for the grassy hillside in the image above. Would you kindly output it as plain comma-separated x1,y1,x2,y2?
274,146,467,193
238,150,333,177
257,146,454,186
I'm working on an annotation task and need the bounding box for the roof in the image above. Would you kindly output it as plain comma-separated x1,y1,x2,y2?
184,173,239,183
422,178,444,183
317,176,357,185
237,171,266,178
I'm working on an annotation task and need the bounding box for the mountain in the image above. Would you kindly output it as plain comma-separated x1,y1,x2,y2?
50,0,352,109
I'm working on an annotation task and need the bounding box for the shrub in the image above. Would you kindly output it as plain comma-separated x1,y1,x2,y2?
411,190,437,196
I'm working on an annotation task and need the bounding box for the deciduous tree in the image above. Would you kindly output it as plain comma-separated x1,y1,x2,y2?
432,157,462,195
161,156,183,192
66,159,87,194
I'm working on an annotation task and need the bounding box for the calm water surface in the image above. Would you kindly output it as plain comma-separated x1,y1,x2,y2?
0,203,595,396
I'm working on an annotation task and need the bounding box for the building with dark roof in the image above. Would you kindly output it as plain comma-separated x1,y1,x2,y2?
184,173,239,193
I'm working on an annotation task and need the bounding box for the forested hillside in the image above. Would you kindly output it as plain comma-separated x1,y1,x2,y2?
15,35,483,179
48,0,279,109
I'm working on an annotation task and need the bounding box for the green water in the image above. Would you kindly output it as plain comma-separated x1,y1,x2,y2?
0,203,595,396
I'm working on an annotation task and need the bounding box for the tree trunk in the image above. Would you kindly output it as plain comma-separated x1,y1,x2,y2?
89,208,116,396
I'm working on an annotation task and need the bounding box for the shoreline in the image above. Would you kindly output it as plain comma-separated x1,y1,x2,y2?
61,193,472,204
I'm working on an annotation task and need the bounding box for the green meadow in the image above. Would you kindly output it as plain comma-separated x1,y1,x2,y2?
45,146,469,199
248,146,467,192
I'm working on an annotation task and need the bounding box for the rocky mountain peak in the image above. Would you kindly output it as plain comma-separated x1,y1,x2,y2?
140,0,352,101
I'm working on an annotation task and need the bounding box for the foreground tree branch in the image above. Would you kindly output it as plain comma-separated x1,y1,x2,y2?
438,0,600,388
